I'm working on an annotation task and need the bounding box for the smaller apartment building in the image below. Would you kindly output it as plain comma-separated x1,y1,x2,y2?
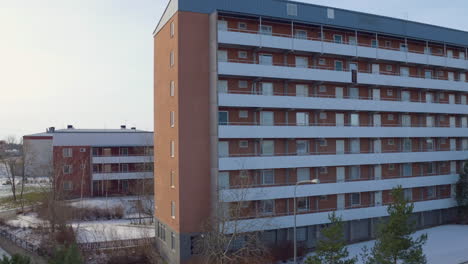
23,126,153,198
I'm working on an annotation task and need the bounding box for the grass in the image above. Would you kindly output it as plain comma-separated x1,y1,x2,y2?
0,188,47,210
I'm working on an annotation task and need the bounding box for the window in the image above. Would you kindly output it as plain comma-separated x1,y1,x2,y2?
403,163,412,177
387,89,393,96
297,197,309,212
80,148,86,153
319,112,327,119
238,51,248,59
63,165,72,175
319,85,327,93
92,148,99,157
426,138,434,151
296,85,308,97
260,25,272,35
371,39,378,48
349,166,360,180
295,56,308,68
239,110,248,118
120,148,128,156
261,170,274,185
259,54,273,65
388,114,394,121
404,189,413,201
296,140,309,155
294,29,307,39
297,168,310,181
351,193,360,206
171,201,176,219
287,3,298,16
62,148,72,158
425,70,433,79
320,195,328,200
400,43,408,52
258,200,274,215
385,41,391,48
261,140,274,156
170,81,175,96
158,222,167,242
238,22,247,30
238,80,248,88
333,35,343,44
170,21,175,37
170,51,175,67
219,111,228,125
427,186,436,199
427,162,436,174
170,111,175,127
239,140,248,148
296,112,309,126
171,232,176,250
170,171,175,188
389,164,395,170
348,36,357,45
120,164,129,173
334,61,343,71
388,139,394,145
318,58,326,65
319,167,328,174
170,141,175,158
63,181,73,191
386,65,393,72
318,139,327,147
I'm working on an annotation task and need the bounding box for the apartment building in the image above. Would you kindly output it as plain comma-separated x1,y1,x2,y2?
23,125,153,198
154,0,468,263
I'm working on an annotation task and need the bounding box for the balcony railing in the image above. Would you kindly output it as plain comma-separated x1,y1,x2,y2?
225,171,455,189
219,121,467,128
220,147,467,158
221,27,468,61
220,58,468,84
219,90,468,106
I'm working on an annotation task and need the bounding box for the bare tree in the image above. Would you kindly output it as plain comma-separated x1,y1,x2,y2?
0,136,21,202
194,170,272,264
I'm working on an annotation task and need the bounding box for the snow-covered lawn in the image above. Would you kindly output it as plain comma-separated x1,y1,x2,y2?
73,219,155,243
0,247,9,258
296,225,468,264
69,196,153,218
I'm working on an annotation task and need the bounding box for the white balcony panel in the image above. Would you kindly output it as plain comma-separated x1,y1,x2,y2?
92,172,153,181
358,73,468,92
92,156,153,164
218,30,468,70
219,151,468,170
224,198,456,233
218,94,468,115
220,174,457,202
219,125,468,139
218,62,351,83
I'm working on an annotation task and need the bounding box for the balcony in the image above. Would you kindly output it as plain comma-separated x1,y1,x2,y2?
224,198,456,233
92,154,153,164
220,174,457,202
218,150,468,170
218,93,468,115
219,123,468,139
92,171,153,181
218,60,351,84
218,60,468,92
218,28,468,70
358,71,468,92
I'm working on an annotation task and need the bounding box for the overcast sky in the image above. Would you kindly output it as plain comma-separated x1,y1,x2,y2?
1,0,467,139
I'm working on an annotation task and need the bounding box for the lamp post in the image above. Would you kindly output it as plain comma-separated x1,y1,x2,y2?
294,179,319,264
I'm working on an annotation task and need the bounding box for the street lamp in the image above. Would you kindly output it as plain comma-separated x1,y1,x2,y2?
294,179,319,264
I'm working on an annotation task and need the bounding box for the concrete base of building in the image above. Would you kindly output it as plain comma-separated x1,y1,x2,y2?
154,208,457,264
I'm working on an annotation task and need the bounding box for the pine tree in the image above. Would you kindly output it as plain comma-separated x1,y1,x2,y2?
364,186,427,264
305,212,357,264
456,161,468,223
0,254,31,264
48,244,83,264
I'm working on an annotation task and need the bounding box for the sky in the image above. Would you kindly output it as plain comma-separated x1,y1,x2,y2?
0,0,467,140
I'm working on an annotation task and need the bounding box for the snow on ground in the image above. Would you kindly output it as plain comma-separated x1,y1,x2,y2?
293,225,468,264
0,247,9,258
6,213,47,228
73,219,155,243
69,196,153,217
